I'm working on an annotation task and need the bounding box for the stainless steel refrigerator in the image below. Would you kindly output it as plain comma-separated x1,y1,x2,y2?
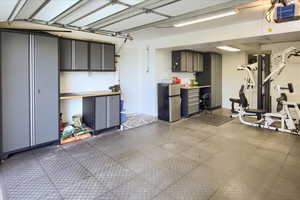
157,83,181,122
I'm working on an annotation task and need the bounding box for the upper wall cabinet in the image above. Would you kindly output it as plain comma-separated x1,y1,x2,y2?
89,42,103,71
59,39,115,72
172,50,204,73
89,43,116,72
60,39,72,71
103,44,115,71
74,40,89,71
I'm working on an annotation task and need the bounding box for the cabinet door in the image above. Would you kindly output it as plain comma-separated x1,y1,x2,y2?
193,53,198,72
194,53,204,72
90,42,103,71
1,32,30,152
95,96,107,130
210,54,222,108
172,51,181,72
59,39,72,71
75,41,89,71
180,52,187,72
103,44,115,71
198,54,204,72
106,95,120,128
34,35,59,145
187,52,193,72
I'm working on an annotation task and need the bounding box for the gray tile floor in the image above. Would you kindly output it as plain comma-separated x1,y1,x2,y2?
1,109,300,200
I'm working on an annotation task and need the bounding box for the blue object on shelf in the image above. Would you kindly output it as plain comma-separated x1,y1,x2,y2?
121,112,127,123
277,4,296,20
120,100,125,112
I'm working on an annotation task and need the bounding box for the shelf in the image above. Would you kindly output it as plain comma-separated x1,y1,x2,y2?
180,85,211,90
60,91,121,100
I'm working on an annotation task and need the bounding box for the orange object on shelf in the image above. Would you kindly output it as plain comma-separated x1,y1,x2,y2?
61,133,92,145
172,77,181,84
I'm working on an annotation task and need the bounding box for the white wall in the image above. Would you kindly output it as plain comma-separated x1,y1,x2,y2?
119,46,145,115
222,52,247,109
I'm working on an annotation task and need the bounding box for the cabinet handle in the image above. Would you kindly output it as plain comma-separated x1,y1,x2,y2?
38,89,41,94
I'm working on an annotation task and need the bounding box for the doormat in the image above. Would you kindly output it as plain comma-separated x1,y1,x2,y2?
122,113,157,130
192,114,233,127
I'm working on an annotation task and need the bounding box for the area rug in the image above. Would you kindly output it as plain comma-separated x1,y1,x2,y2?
192,114,233,127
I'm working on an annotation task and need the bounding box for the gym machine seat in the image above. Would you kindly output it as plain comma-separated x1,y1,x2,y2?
230,85,267,115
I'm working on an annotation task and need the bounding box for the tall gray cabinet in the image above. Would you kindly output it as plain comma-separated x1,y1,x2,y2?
0,31,59,159
210,54,222,108
196,53,222,109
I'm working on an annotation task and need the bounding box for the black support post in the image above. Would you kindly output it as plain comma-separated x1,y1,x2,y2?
264,54,271,112
257,55,263,110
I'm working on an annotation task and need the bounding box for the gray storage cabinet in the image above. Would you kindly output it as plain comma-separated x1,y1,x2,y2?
83,95,120,134
103,44,115,71
181,88,200,117
34,35,59,145
210,54,222,108
60,39,72,71
89,42,103,71
172,50,204,72
107,95,120,127
60,39,115,72
0,31,59,159
1,32,31,153
95,97,107,130
196,53,222,109
74,40,88,71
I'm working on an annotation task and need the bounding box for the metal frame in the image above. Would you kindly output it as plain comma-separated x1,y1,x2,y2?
4,0,253,40
48,0,91,25
67,1,115,26
120,0,253,33
28,0,51,20
83,0,178,30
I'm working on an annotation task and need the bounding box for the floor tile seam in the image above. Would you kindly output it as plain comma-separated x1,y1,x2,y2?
35,155,65,200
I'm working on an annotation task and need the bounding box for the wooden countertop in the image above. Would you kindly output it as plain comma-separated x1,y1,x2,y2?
60,91,121,100
181,85,211,90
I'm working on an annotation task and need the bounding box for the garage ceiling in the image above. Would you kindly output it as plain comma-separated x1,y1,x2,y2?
0,0,256,39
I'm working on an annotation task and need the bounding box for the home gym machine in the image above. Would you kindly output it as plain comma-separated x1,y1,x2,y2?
230,52,272,115
230,47,300,135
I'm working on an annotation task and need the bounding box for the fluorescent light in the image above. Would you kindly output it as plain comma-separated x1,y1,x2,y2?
217,46,241,52
174,9,238,27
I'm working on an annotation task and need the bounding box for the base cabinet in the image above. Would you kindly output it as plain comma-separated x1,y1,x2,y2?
181,89,200,117
83,95,120,134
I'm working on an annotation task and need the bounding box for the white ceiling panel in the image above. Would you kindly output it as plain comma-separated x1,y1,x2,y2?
58,0,110,24
119,0,145,5
16,0,48,19
103,13,166,32
72,4,128,27
0,0,20,21
155,0,232,16
34,0,79,21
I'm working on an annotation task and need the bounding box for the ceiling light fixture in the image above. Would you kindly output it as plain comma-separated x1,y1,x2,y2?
174,9,238,27
217,45,241,52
